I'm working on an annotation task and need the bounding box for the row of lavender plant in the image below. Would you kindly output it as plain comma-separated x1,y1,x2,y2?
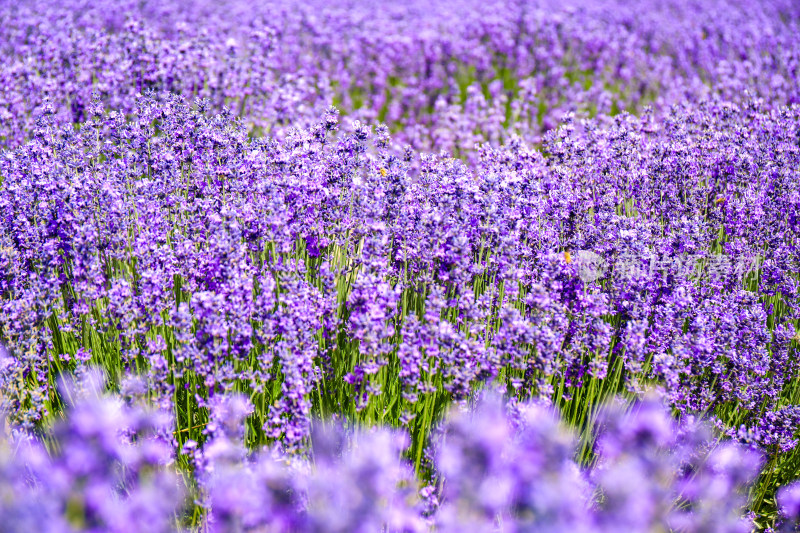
1,92,798,526
1,0,799,529
2,0,799,157
4,371,800,531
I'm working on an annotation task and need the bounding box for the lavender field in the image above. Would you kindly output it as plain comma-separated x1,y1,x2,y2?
1,0,799,531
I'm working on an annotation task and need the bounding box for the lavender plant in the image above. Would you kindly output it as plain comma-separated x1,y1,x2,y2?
1,0,799,529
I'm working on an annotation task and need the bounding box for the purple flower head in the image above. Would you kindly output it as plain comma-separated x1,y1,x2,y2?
595,395,677,461
777,482,800,531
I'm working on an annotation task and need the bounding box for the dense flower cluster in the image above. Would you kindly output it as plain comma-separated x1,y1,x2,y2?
1,0,799,157
2,92,797,444
0,89,798,528
1,0,799,530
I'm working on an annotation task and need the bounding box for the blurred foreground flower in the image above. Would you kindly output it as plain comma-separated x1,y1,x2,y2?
0,369,185,532
0,382,791,532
